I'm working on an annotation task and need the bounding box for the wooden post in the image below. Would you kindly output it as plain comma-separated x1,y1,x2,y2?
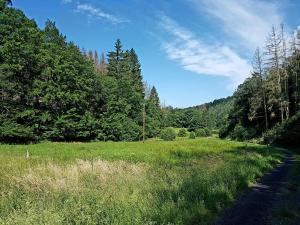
143,102,146,143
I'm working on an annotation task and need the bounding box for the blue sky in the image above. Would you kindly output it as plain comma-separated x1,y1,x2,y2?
13,0,300,108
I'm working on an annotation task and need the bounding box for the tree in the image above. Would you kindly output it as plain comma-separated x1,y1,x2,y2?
265,26,284,122
107,39,123,78
280,24,290,119
145,86,162,137
127,49,144,97
251,47,268,130
103,39,145,141
221,25,300,141
0,5,43,142
0,3,163,143
0,0,12,10
98,52,108,75
34,21,99,141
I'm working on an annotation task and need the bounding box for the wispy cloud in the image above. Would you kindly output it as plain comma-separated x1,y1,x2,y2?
62,0,72,4
160,16,251,88
75,3,130,24
62,1,130,25
192,0,283,49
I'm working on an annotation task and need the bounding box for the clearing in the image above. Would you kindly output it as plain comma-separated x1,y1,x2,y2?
0,138,284,225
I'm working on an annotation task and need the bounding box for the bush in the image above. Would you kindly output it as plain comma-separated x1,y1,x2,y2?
189,132,196,139
178,128,187,137
195,128,211,137
195,128,206,137
204,127,212,136
229,124,256,141
263,112,300,147
160,128,176,141
0,120,36,143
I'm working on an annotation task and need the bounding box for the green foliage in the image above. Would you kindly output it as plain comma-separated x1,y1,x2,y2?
189,131,196,139
162,97,233,132
177,128,187,137
195,128,211,137
146,86,162,138
160,127,176,141
0,6,157,143
0,120,36,143
229,124,256,141
263,112,300,147
221,26,300,142
204,127,212,136
195,128,206,137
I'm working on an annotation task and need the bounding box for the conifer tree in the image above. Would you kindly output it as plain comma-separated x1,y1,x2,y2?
251,48,268,130
99,52,107,75
107,39,124,78
145,86,162,137
265,26,284,122
94,50,99,69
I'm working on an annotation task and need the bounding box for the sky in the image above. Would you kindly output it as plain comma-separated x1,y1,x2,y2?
13,0,300,108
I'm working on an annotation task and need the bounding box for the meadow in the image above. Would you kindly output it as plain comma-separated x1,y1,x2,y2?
0,138,284,225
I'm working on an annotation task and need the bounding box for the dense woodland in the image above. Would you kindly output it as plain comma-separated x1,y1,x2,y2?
221,25,300,146
1,0,299,146
0,1,163,143
162,97,233,131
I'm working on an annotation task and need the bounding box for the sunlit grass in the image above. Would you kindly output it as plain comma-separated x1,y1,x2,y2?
0,138,284,225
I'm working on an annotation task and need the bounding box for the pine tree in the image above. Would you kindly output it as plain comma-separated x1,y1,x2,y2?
128,48,144,97
98,52,107,75
251,48,268,130
265,26,284,122
280,24,290,119
0,4,43,142
94,50,99,69
88,50,93,61
145,86,162,137
107,39,124,78
0,0,11,10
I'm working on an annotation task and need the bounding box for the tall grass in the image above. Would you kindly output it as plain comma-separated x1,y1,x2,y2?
0,138,283,225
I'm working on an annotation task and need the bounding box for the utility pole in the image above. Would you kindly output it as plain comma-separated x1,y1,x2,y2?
142,103,146,142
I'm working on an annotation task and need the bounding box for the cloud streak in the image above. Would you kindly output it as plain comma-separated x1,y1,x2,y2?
62,0,72,4
193,0,283,50
62,1,130,25
160,16,251,88
75,4,130,24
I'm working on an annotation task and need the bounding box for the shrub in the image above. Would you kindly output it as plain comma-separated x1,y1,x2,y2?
204,127,212,136
0,120,36,143
263,112,300,147
229,124,256,141
195,128,211,137
195,128,206,137
178,128,187,137
189,132,196,139
160,128,176,141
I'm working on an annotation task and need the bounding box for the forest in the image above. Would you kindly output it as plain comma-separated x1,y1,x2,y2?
0,0,162,143
1,1,300,225
1,0,300,147
220,25,300,147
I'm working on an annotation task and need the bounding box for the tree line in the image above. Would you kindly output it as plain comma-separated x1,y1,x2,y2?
0,1,162,143
221,24,300,145
162,97,233,132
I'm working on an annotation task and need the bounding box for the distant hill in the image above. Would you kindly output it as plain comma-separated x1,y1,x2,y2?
186,96,234,110
163,96,234,130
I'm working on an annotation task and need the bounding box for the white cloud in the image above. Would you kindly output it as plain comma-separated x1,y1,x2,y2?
62,0,72,4
193,0,283,50
160,16,251,88
75,3,130,24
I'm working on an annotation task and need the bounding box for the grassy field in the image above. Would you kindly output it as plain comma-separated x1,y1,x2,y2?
0,138,284,225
